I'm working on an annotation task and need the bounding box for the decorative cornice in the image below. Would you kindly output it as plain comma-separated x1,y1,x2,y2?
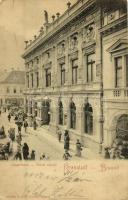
99,15,127,36
107,39,128,53
22,0,95,58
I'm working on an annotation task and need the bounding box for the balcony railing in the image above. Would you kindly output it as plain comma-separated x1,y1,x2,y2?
104,88,128,99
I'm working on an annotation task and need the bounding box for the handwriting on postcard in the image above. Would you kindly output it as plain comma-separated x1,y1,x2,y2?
5,162,120,200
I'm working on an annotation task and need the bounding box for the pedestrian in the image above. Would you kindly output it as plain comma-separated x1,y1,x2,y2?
8,113,11,122
14,115,18,121
63,150,72,160
22,143,29,160
104,147,110,159
16,133,22,145
30,150,35,160
24,120,28,133
75,139,82,157
57,127,62,142
64,130,70,150
33,120,37,130
14,144,22,160
0,110,1,116
115,148,124,159
1,126,5,136
18,123,22,133
121,144,128,159
109,147,117,159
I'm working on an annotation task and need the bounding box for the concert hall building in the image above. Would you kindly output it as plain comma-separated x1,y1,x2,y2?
22,0,127,153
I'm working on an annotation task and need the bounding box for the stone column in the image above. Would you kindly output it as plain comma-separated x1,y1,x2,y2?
77,29,83,84
65,37,72,86
27,100,32,127
66,104,71,130
76,109,83,135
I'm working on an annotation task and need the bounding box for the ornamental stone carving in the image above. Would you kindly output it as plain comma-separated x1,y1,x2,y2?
83,23,95,43
107,12,116,23
70,33,78,50
57,41,65,56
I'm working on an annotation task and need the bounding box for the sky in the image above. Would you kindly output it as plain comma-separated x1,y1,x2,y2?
0,0,76,71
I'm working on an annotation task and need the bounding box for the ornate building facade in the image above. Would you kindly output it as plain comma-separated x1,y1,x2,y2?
22,0,127,153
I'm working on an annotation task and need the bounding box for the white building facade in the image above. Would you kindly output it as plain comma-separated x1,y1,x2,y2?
22,0,127,153
0,70,25,108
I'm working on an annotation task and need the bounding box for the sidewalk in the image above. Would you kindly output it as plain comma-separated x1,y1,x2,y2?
27,126,103,160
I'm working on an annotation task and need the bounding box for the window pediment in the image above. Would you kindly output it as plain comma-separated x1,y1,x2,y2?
44,62,52,69
107,39,128,53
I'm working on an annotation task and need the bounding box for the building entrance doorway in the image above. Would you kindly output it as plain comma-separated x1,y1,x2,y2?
116,114,128,142
41,101,50,125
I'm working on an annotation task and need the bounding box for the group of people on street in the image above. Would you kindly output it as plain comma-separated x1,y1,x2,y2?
0,111,36,160
57,127,83,160
13,142,36,160
104,137,128,159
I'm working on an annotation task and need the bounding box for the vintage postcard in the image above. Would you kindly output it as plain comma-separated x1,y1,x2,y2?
0,0,128,199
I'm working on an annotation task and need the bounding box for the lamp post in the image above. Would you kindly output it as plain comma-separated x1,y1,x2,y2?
99,115,105,154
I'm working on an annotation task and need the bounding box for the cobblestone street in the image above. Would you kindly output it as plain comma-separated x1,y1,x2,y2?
0,112,102,160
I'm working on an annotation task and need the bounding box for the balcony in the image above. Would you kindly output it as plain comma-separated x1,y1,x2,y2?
104,88,128,100
24,82,101,96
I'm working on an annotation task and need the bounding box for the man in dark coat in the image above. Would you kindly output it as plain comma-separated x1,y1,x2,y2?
24,121,28,133
8,114,11,122
64,130,70,150
22,143,29,160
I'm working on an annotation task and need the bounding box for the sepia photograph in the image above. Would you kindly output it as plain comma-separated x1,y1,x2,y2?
0,0,128,199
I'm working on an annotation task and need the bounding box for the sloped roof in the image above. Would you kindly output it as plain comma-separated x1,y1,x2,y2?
0,70,25,84
0,71,10,83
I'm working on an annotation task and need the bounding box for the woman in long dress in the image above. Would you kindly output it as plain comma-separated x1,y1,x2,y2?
64,130,70,150
75,139,82,157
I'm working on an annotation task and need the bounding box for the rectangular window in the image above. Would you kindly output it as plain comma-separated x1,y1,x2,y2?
14,88,16,93
60,64,65,85
6,87,10,93
31,61,33,67
126,55,128,87
87,53,95,82
31,74,33,88
46,68,51,87
72,59,78,84
36,72,39,88
26,74,29,88
36,57,39,64
115,57,122,87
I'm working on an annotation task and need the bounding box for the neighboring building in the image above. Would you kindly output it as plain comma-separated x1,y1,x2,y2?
22,0,127,153
0,70,25,107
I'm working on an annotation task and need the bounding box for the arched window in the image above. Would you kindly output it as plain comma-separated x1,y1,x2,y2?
41,101,50,125
30,101,32,115
59,101,63,125
84,103,93,134
116,114,128,140
34,102,38,117
70,102,76,129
